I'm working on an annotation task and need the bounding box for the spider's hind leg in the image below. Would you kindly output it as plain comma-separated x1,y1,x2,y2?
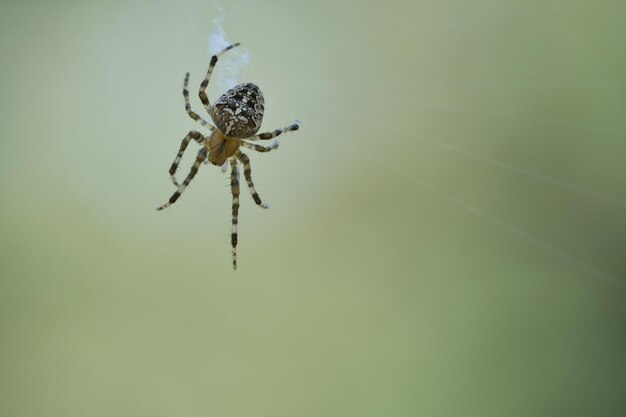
183,73,216,130
199,43,240,114
237,151,269,209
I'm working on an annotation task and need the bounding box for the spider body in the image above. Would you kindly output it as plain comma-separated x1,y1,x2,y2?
157,43,300,270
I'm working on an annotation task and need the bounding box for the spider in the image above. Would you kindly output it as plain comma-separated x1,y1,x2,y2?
157,42,300,270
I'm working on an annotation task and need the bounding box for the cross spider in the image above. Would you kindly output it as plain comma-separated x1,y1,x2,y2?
157,43,300,270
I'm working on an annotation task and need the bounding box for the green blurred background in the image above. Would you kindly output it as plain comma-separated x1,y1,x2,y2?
1,0,625,416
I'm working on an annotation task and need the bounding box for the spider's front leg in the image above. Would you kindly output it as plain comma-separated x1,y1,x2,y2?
237,151,269,209
247,121,301,141
157,148,207,211
240,140,280,153
229,158,241,270
169,130,204,187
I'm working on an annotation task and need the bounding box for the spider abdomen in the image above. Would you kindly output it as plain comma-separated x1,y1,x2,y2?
211,83,265,138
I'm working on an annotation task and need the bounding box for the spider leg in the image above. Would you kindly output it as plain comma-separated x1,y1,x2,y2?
247,120,300,141
157,148,207,211
229,158,241,270
199,43,240,114
240,140,280,153
183,72,216,130
169,130,204,187
237,151,269,209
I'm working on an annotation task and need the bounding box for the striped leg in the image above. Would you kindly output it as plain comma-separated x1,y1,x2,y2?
169,131,204,187
240,140,280,153
183,72,216,130
229,158,241,270
237,151,269,209
247,120,301,141
199,43,240,114
157,148,207,211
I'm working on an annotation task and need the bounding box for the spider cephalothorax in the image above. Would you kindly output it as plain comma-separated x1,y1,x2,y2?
157,43,300,269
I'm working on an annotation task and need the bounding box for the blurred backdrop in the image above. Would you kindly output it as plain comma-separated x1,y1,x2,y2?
1,0,625,416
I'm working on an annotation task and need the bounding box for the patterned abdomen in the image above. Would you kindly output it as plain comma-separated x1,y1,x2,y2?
211,83,265,138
